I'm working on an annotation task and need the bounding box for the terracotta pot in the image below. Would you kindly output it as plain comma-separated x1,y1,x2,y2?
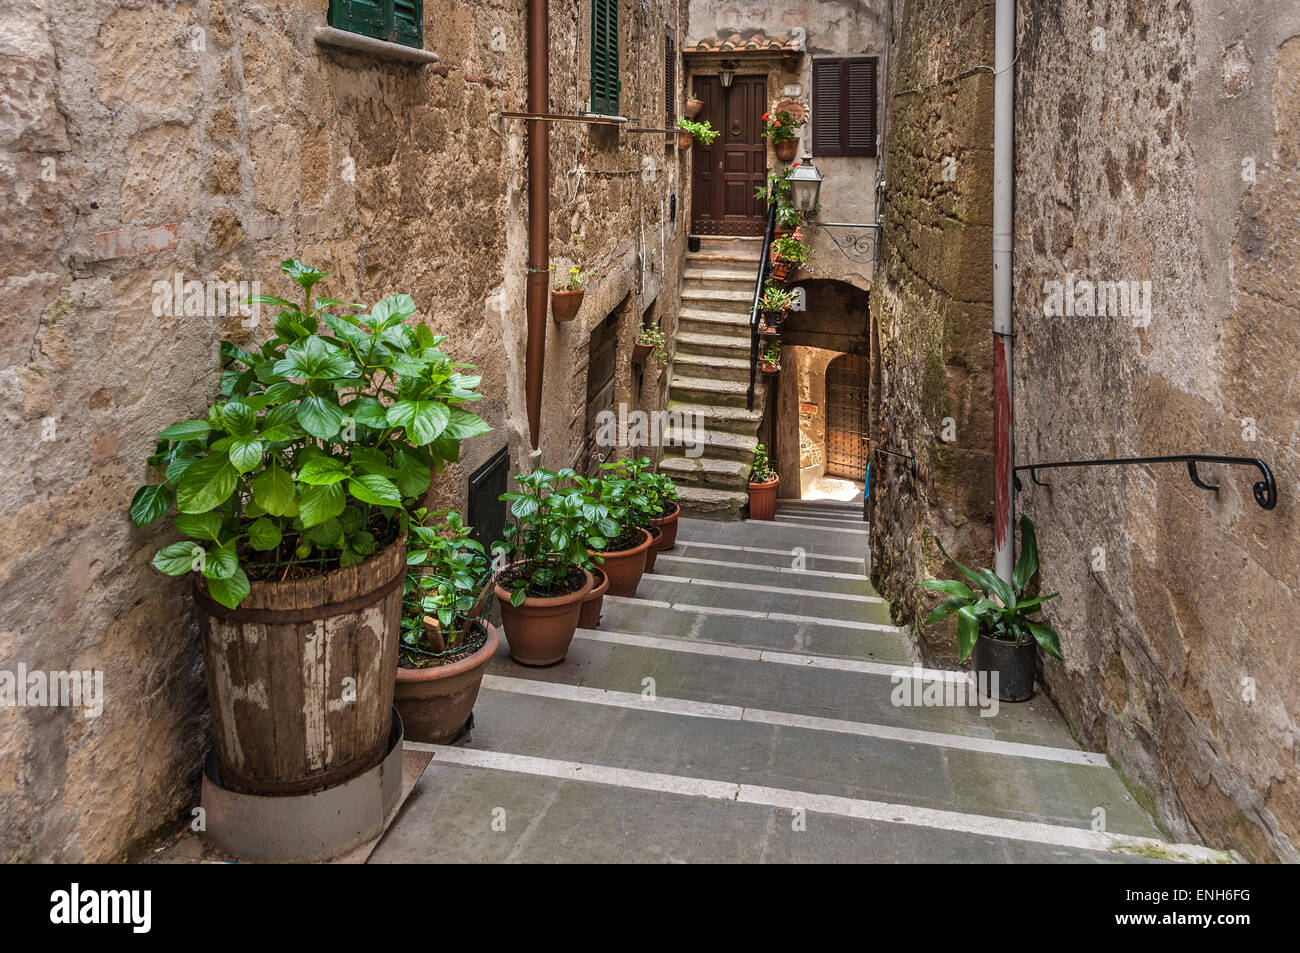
552,288,584,322
684,97,704,119
394,622,498,744
494,567,593,666
760,361,780,375
748,476,779,521
774,138,799,161
652,500,680,550
645,526,663,573
577,567,608,629
632,341,652,363
195,535,404,795
770,260,792,282
593,527,653,596
677,130,694,149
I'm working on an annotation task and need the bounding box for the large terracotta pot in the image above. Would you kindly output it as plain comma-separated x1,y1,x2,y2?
194,535,405,795
684,97,704,119
394,622,498,744
494,567,593,666
748,476,779,521
594,527,653,596
552,288,584,322
645,526,663,574
632,341,652,364
577,567,608,629
652,500,680,550
774,138,799,161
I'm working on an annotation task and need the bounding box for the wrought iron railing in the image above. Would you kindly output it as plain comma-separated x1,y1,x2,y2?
1014,454,1278,510
747,201,779,412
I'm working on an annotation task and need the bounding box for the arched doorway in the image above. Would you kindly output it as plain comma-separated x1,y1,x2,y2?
825,353,869,481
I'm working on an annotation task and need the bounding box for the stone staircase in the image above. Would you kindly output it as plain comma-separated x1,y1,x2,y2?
661,237,766,518
373,501,1235,864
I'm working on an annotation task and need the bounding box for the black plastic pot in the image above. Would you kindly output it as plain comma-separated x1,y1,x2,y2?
973,632,1037,702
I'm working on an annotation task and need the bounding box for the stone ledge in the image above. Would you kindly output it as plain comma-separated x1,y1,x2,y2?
314,26,440,65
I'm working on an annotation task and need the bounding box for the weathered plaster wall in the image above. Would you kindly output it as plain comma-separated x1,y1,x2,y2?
1013,0,1300,862
868,0,997,663
0,0,683,861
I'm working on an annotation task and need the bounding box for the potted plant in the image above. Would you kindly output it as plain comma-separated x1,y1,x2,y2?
130,259,491,794
770,229,810,282
684,95,704,118
632,321,667,365
396,509,497,744
676,116,720,150
759,339,782,375
493,468,594,665
576,458,657,597
754,167,794,206
775,200,801,238
649,471,681,551
747,443,779,521
757,282,794,334
918,515,1063,702
761,109,802,161
577,561,609,629
551,264,586,322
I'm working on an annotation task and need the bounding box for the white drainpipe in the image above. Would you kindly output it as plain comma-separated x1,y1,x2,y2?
992,0,1016,583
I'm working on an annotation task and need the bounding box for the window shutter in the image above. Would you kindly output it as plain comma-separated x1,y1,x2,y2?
664,29,676,127
812,58,844,157
591,0,620,116
327,0,424,51
390,0,422,49
846,57,877,156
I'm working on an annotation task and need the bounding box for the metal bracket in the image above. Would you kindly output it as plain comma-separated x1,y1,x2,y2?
1014,454,1277,511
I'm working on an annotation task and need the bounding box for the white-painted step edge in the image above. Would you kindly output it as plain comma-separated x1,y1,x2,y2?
643,573,887,605
602,594,903,634
409,745,1236,863
657,553,869,582
672,539,866,566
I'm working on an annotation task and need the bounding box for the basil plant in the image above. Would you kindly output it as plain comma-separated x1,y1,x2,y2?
130,260,491,609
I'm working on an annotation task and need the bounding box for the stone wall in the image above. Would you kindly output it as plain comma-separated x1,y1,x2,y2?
1012,0,1300,862
0,0,684,861
867,0,997,664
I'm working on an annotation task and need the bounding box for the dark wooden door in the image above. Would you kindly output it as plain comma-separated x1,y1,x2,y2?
690,75,767,236
825,353,869,481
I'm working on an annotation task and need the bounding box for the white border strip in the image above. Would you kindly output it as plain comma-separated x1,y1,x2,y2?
745,518,868,536
481,672,1107,766
642,573,886,605
672,539,865,566
601,595,904,634
410,745,1232,863
657,553,868,582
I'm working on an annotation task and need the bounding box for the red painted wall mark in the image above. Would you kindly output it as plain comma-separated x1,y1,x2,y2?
993,335,1011,551
91,224,179,261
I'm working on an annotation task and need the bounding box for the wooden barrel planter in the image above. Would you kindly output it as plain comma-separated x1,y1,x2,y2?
194,535,406,796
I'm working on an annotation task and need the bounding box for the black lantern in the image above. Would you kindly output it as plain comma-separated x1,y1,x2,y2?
789,153,824,215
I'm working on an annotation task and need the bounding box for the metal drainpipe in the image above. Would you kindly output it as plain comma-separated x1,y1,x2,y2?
525,0,550,451
992,0,1016,582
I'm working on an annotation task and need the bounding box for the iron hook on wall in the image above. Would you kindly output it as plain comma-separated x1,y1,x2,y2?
1013,454,1277,511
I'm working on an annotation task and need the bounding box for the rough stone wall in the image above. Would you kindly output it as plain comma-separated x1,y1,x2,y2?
868,0,997,663
0,0,683,861
1012,0,1300,862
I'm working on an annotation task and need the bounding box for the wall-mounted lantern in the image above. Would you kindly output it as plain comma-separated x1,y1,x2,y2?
789,153,824,215
719,60,738,88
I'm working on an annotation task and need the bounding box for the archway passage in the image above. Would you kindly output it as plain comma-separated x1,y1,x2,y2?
825,352,869,480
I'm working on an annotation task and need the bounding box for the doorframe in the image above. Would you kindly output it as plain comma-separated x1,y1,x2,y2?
688,72,768,237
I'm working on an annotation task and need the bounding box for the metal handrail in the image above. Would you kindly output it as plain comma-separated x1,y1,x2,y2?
747,202,778,412
873,446,917,478
1014,454,1278,510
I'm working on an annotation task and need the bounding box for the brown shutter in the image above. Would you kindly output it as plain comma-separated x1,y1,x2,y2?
846,57,877,157
664,29,676,127
812,58,844,157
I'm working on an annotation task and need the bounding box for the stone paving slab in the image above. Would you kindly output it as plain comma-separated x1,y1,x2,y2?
670,539,867,576
676,516,868,558
653,553,876,597
634,574,896,626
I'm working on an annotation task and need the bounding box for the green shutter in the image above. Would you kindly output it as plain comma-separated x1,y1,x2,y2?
590,0,620,116
328,0,423,51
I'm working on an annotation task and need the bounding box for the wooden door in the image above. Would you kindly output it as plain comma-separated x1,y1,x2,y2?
825,353,869,481
690,74,767,236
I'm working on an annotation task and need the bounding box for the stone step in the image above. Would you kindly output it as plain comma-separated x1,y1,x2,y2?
665,399,763,435
660,454,750,489
681,267,759,292
676,309,752,337
662,424,757,460
633,573,894,626
667,538,866,576
669,374,752,408
680,288,753,315
675,515,866,558
778,499,865,515
673,331,754,362
671,351,752,383
689,236,765,257
675,484,750,518
652,552,875,597
772,510,867,530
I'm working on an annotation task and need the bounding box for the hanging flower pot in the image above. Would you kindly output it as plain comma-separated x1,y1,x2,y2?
760,359,781,375
552,288,584,322
774,139,799,162
684,97,704,119
677,129,695,150
758,310,786,334
770,259,793,282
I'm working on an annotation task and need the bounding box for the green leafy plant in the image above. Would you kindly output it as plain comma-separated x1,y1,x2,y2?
551,264,586,292
771,230,810,266
647,471,679,518
760,109,801,144
918,514,1063,663
676,116,720,144
754,167,794,203
760,339,782,367
495,468,595,607
759,282,795,313
403,508,493,660
635,322,668,364
130,259,491,609
750,444,777,483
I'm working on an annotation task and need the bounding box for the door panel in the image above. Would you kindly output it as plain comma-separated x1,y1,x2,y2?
825,353,869,481
690,75,767,236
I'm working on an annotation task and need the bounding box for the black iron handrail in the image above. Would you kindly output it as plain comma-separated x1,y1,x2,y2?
1014,454,1277,510
746,202,779,412
873,447,917,478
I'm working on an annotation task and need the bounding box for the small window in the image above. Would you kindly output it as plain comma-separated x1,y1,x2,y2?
591,0,621,116
812,57,878,157
664,29,676,127
328,0,423,50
